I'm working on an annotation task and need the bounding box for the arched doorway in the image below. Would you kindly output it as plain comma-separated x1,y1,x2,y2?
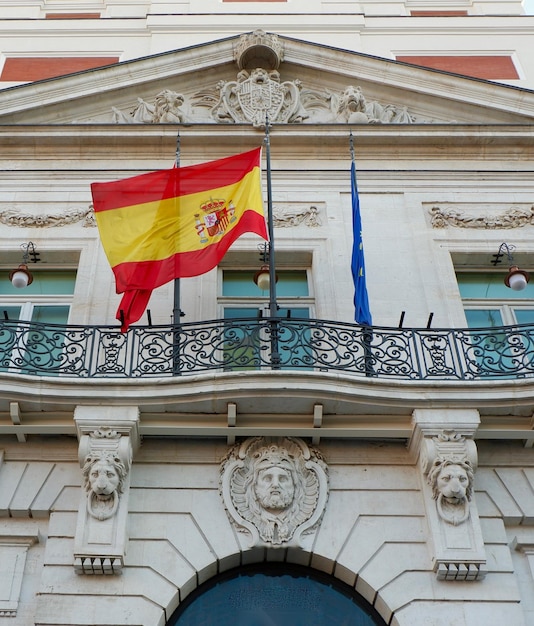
167,563,387,626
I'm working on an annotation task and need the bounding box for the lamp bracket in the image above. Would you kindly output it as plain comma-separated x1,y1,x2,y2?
491,242,515,266
21,242,40,265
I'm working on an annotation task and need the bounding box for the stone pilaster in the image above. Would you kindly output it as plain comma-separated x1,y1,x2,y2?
73,406,140,575
410,409,487,581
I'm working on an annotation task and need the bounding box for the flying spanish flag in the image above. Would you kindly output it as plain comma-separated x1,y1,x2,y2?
91,147,267,331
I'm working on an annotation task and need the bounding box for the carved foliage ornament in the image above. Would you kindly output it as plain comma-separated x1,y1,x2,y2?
220,437,328,546
430,205,534,229
0,207,95,228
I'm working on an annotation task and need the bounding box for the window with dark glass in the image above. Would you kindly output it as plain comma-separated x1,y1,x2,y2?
168,564,387,626
0,269,77,374
457,271,534,328
456,271,534,377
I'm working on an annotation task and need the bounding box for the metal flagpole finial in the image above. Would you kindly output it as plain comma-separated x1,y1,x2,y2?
264,113,271,141
349,130,355,162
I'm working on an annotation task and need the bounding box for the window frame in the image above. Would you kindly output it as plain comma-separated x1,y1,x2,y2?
456,270,534,327
218,267,315,319
0,266,78,375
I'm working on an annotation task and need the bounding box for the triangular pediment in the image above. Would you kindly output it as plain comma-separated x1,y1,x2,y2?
1,31,534,126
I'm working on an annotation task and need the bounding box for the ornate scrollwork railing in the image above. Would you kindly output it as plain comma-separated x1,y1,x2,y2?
0,317,533,380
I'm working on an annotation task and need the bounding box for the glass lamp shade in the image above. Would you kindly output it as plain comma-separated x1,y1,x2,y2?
254,268,270,291
505,266,530,291
9,264,33,289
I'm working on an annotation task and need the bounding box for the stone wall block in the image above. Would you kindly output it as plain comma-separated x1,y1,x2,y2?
355,542,430,605
476,470,524,523
312,489,425,562
128,512,220,577
0,462,26,516
377,570,521,625
35,593,166,626
31,464,81,518
126,538,197,591
496,468,534,523
391,599,526,626
9,463,55,517
40,565,178,615
333,515,427,580
0,461,79,519
129,488,241,560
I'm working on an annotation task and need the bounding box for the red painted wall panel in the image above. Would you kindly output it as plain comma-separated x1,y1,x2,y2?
0,57,119,81
396,55,519,79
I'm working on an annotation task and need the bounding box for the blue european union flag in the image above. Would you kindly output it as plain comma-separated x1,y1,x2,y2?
351,161,372,325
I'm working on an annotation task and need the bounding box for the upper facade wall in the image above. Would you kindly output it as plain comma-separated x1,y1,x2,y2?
0,1,527,18
0,1,533,89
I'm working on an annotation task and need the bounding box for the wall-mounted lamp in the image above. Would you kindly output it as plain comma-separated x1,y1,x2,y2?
491,243,530,291
8,242,40,289
253,242,277,292
253,265,270,291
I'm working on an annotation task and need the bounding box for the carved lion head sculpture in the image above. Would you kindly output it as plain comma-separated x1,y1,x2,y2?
428,458,474,504
82,450,128,520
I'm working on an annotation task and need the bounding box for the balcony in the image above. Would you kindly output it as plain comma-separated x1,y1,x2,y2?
0,316,533,380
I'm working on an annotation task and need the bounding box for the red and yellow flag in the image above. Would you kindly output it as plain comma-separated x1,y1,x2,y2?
91,147,267,331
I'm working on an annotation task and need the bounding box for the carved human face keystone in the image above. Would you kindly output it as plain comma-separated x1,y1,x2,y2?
254,466,295,512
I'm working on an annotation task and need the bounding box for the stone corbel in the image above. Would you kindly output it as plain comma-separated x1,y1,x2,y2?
410,409,487,581
73,406,140,575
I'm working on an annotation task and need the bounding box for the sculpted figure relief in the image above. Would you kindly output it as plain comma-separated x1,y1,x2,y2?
428,458,474,526
429,205,534,229
330,85,416,124
82,450,128,521
194,68,308,126
112,89,191,124
110,80,431,125
221,437,328,546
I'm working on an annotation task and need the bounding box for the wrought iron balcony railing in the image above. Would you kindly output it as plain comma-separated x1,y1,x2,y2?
0,316,533,380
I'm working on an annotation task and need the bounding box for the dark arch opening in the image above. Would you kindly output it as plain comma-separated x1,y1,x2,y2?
167,562,387,626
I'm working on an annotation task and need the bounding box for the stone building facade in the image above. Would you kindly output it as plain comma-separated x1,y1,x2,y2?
1,4,534,626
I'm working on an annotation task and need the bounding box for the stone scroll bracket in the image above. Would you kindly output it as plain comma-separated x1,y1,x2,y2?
409,409,487,581
73,406,140,575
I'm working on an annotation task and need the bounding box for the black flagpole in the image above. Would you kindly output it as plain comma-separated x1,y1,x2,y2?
173,132,182,375
173,132,182,326
264,116,278,319
264,115,280,368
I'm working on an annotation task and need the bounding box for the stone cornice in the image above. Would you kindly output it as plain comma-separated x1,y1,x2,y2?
0,370,533,423
2,124,534,163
